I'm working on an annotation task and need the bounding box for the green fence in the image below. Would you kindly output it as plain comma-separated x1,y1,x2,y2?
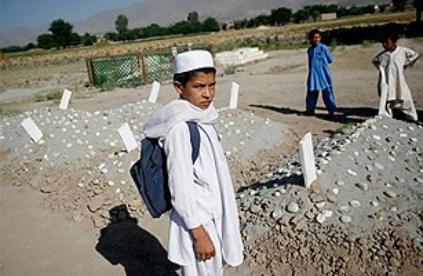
86,44,212,88
87,55,142,88
143,49,174,83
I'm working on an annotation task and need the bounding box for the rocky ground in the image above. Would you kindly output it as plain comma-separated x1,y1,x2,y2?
1,39,423,276
238,116,423,275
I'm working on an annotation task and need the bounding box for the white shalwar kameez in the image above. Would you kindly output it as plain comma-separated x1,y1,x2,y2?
373,46,420,121
144,99,244,276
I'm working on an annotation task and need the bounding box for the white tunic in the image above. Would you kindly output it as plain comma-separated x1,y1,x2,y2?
143,99,244,270
373,46,419,103
165,123,223,265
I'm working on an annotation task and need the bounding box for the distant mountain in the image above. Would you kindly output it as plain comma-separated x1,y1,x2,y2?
0,0,391,47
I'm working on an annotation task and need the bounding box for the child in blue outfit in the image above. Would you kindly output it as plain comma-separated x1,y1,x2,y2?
305,29,337,116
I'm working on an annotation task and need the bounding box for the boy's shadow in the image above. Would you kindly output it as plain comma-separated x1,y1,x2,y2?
249,104,374,123
95,204,179,276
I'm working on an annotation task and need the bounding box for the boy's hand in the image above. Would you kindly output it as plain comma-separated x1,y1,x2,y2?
191,226,216,261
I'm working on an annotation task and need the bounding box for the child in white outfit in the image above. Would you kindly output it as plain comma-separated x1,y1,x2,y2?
143,50,244,275
373,33,420,121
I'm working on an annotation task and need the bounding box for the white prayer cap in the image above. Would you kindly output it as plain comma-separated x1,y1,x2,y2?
174,50,215,74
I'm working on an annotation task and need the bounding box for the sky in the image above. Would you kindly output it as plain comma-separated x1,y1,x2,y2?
0,0,142,32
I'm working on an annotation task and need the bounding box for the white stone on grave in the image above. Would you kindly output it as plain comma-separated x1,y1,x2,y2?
229,82,239,109
299,132,317,188
118,123,138,152
148,81,160,103
59,89,72,110
21,117,43,143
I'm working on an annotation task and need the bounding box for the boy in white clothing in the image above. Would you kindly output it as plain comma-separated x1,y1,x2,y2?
373,33,420,121
143,50,244,275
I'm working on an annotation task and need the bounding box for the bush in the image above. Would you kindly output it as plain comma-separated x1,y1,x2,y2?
224,65,237,75
35,89,62,102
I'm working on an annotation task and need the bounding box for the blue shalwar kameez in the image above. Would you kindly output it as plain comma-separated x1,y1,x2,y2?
306,43,336,114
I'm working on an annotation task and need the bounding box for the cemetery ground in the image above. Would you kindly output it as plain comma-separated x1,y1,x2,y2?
1,38,423,275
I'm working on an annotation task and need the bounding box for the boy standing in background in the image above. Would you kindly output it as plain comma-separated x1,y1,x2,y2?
305,29,337,117
373,33,420,121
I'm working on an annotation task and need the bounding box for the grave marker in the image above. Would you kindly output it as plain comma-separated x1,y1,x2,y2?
229,82,239,109
148,81,160,103
59,89,72,110
21,117,43,143
299,132,317,188
118,123,138,152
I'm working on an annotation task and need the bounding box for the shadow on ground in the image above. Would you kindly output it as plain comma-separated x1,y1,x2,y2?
250,104,376,124
238,170,304,193
95,205,178,276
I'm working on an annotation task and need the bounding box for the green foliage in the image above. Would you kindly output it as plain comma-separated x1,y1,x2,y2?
187,11,199,23
36,19,81,49
104,32,119,41
35,89,63,102
37,33,56,49
224,65,237,75
0,107,20,117
330,38,338,50
81,33,97,46
0,43,35,53
361,40,373,47
49,19,75,48
270,7,292,25
392,0,408,11
115,14,129,33
202,17,220,32
233,4,378,31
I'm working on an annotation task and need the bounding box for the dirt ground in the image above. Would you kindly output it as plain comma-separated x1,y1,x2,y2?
1,38,422,276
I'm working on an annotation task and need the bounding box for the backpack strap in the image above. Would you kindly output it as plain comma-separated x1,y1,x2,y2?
186,121,200,163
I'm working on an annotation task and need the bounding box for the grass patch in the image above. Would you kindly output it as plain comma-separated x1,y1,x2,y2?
0,106,21,117
333,122,355,135
99,80,116,92
35,89,63,102
224,65,238,75
361,40,374,48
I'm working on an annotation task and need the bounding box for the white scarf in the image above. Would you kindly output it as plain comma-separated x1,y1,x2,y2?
143,99,219,138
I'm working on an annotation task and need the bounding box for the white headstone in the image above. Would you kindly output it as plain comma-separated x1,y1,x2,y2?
21,117,43,143
229,81,239,109
59,89,72,110
171,47,178,56
378,67,390,117
117,123,138,152
299,132,317,188
148,81,160,103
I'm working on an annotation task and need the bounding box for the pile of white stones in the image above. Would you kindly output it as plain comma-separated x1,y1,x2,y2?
237,116,423,275
0,97,289,228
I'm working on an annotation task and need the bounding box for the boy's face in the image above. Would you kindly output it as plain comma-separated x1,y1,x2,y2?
174,71,216,110
382,38,396,52
310,33,321,46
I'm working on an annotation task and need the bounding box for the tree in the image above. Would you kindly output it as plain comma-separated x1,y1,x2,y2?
270,7,292,25
48,19,74,48
104,32,119,41
293,10,310,23
80,33,97,46
202,17,220,32
115,14,129,33
37,33,56,49
187,11,199,23
415,0,422,22
392,0,408,11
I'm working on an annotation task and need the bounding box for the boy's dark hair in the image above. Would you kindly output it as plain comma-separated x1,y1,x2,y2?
382,33,399,43
308,29,321,40
173,67,216,86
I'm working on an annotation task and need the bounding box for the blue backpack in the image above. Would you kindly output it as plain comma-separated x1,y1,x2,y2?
130,122,200,218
